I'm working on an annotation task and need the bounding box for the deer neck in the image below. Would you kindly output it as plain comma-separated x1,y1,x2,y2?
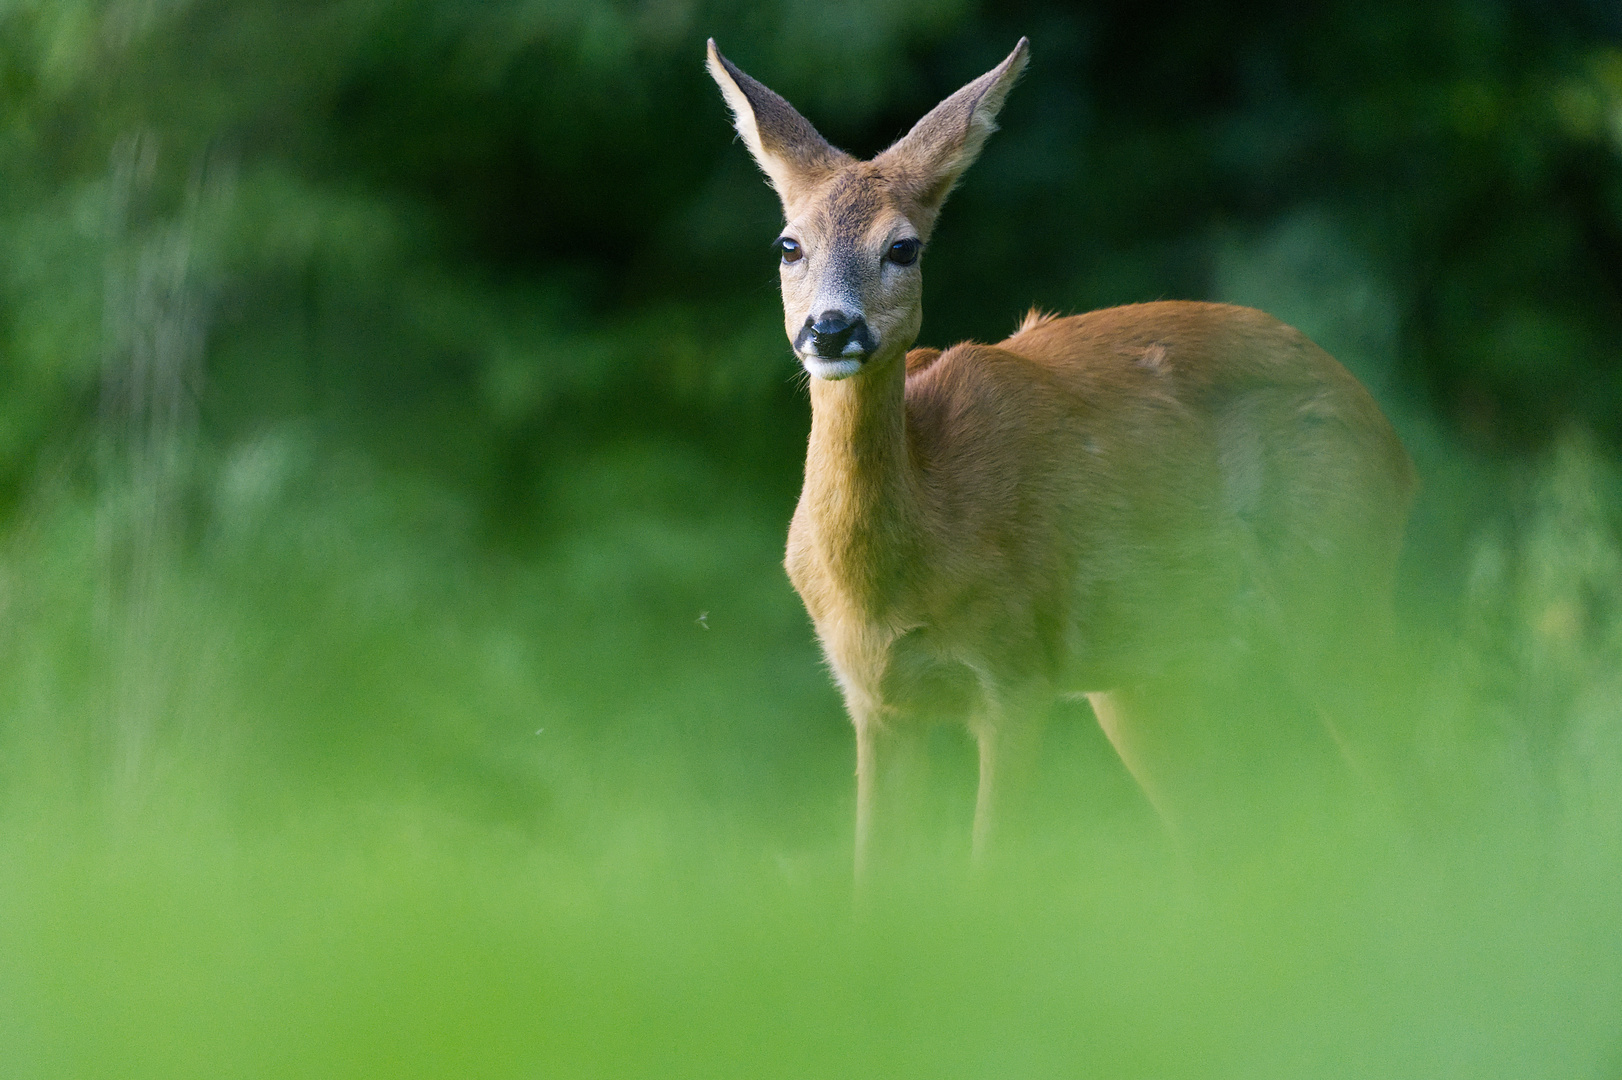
799,355,924,616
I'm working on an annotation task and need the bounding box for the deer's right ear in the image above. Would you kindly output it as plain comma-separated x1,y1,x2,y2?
706,40,849,207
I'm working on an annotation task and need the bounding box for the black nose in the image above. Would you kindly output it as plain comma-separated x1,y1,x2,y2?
800,311,871,358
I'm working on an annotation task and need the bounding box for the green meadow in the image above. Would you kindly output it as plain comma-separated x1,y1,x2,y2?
3,2,1622,1076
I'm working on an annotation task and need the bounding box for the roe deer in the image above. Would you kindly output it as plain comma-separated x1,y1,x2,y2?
706,38,1416,874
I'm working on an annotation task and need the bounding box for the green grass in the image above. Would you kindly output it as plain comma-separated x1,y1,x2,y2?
1,429,1620,1078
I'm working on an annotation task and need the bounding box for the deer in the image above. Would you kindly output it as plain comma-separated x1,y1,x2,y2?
705,37,1416,875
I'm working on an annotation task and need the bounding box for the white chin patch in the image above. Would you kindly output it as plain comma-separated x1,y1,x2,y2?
800,355,865,381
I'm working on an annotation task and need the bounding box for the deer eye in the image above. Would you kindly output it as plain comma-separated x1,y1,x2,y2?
775,237,803,264
886,238,920,266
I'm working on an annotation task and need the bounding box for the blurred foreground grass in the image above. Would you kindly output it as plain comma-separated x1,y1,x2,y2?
1,426,1621,1079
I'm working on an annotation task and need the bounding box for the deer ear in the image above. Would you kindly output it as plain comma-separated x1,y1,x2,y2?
877,38,1029,223
707,40,850,208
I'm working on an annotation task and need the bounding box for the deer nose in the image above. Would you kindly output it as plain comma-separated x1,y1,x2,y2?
800,311,872,358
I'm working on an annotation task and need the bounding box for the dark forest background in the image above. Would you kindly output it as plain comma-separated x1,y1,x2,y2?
5,0,1621,513
3,2,1622,1077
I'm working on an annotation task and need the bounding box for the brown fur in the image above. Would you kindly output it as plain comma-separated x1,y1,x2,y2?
707,40,1416,872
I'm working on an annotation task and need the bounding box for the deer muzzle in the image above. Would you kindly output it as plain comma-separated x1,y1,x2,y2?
798,311,874,361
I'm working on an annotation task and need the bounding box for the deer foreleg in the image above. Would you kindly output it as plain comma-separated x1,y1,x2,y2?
853,710,930,882
970,694,1048,865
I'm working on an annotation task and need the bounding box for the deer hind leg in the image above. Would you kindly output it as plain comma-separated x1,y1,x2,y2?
1243,402,1415,772
1088,666,1318,835
1234,538,1408,795
1087,689,1180,829
1084,678,1251,832
1214,386,1414,779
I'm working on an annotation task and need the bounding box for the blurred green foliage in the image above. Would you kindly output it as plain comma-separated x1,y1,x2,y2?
3,0,1620,508
2,1,1622,1077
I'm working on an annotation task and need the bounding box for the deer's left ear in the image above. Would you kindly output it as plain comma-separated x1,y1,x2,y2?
706,40,851,209
877,38,1029,224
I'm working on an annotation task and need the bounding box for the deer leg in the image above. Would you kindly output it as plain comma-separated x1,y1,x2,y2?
1092,659,1357,845
969,694,1048,865
1088,689,1179,829
853,716,879,880
853,711,929,881
1087,674,1252,832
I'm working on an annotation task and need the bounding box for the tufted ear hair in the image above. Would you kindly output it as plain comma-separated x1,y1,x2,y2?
875,38,1028,232
706,40,853,209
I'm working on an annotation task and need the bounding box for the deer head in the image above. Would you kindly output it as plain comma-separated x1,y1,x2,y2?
706,38,1029,381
